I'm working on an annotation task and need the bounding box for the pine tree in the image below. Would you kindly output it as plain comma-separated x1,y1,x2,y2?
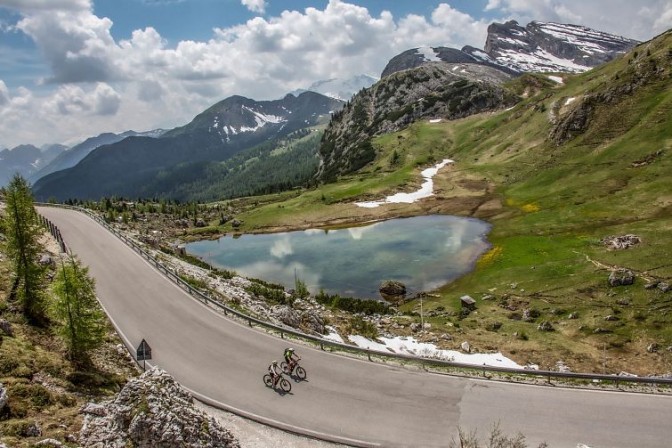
52,256,106,364
1,174,48,325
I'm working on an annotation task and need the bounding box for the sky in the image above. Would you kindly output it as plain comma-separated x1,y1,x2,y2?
0,0,670,148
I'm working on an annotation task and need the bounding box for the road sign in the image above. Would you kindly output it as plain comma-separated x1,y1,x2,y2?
136,339,152,361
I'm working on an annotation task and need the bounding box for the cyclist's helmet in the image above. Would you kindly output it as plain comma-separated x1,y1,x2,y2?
272,360,278,365
288,348,294,353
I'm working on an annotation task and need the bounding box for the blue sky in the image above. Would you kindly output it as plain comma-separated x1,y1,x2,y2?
0,0,670,147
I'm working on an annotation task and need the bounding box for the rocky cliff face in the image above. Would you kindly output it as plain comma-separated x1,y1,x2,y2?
316,62,518,182
79,367,240,448
381,20,639,78
486,21,639,73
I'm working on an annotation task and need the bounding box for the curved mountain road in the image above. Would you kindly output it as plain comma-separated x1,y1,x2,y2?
39,206,672,448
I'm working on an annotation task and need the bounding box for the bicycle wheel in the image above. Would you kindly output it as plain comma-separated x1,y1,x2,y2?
279,378,292,393
295,366,307,380
280,361,290,374
263,374,273,387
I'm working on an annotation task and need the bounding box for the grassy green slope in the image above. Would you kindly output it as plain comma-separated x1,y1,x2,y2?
405,33,672,373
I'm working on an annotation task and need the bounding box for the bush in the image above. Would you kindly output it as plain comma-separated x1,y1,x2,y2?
315,290,389,315
245,282,288,304
9,383,53,409
348,316,379,339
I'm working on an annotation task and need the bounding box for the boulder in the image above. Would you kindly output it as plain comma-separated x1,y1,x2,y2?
537,321,554,332
608,269,635,287
568,312,579,319
79,367,239,448
24,422,42,437
644,281,660,290
301,311,326,335
35,439,63,447
647,343,659,353
379,280,406,300
460,295,476,311
460,341,471,353
0,318,13,337
658,282,671,293
0,382,8,413
274,305,301,328
602,234,641,250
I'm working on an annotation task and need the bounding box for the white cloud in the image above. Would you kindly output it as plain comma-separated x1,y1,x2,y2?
0,0,668,148
241,0,266,14
45,82,120,116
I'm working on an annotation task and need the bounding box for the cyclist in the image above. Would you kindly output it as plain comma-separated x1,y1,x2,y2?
283,347,301,372
268,360,282,387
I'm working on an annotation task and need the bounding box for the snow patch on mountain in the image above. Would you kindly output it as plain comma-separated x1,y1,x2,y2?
238,106,286,133
417,46,441,62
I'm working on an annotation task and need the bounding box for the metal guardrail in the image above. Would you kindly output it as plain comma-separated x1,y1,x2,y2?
36,202,672,389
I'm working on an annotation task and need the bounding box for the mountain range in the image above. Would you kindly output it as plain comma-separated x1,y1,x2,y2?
29,20,640,202
33,92,342,201
0,143,67,187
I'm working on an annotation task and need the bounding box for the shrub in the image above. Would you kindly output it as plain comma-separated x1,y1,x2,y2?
348,316,379,339
245,282,288,304
315,290,389,315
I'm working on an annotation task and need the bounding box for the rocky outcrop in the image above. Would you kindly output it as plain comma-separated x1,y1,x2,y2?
316,63,517,182
602,234,641,250
549,46,671,145
79,367,239,448
608,269,635,287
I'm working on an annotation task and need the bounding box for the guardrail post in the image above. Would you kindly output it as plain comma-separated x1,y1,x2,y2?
368,352,372,362
280,331,284,339
547,372,552,384
248,318,252,327
320,342,324,350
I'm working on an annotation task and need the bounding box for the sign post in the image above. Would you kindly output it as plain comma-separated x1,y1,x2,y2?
136,339,152,372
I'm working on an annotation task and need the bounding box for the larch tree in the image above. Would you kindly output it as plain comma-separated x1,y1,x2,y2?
52,255,106,364
1,174,48,325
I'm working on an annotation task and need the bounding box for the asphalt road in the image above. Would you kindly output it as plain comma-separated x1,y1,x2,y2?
39,206,672,448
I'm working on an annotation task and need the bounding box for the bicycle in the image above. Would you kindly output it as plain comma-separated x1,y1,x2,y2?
281,359,307,380
263,372,291,393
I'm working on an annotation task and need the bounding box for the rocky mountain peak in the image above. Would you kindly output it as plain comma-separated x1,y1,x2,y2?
485,20,639,73
381,20,639,78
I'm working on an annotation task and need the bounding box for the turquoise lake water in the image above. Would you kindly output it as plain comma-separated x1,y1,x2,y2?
186,215,490,299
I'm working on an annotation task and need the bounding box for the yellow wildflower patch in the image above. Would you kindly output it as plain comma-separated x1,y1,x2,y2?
477,245,503,267
521,203,540,212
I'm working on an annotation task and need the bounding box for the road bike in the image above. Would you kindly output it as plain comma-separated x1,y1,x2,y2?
281,360,307,380
263,373,291,393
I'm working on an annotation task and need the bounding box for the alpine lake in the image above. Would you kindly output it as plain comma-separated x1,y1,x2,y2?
186,215,491,299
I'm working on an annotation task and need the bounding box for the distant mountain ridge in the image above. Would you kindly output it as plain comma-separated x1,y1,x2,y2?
0,144,66,187
29,129,166,184
381,20,638,78
33,91,343,201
